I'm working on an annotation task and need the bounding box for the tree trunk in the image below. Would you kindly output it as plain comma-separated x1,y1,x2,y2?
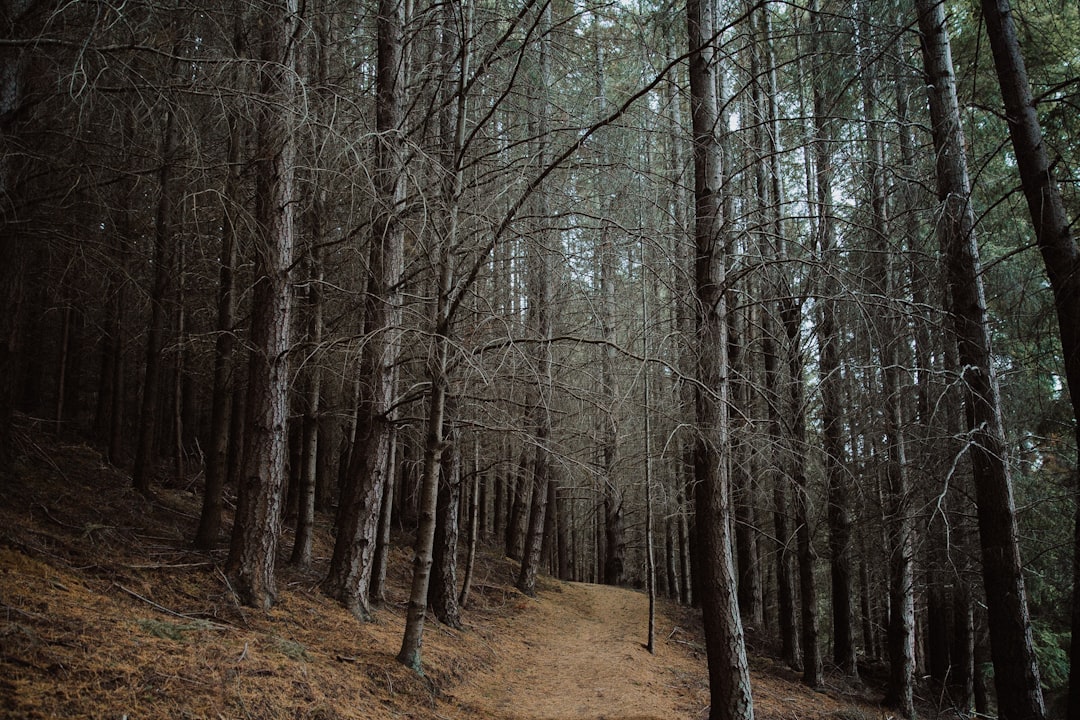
972,0,1080,712
859,4,912,704
687,0,754,716
429,414,462,628
459,438,481,608
397,0,468,671
132,105,178,495
914,1,1047,716
323,0,406,620
515,0,553,599
195,81,243,549
731,307,762,627
369,422,397,605
397,351,448,671
290,248,323,567
225,0,298,609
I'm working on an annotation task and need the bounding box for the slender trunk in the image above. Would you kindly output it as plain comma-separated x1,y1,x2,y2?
291,249,323,567
397,350,448,670
369,422,398,604
515,0,553,598
595,38,624,590
429,416,461,627
731,307,761,626
859,3,912,704
459,437,480,608
132,106,178,495
397,0,468,671
915,1,1046,716
290,9,329,567
642,242,656,654
195,99,242,548
784,296,821,688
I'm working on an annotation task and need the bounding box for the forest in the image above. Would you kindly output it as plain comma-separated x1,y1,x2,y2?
1,0,1078,718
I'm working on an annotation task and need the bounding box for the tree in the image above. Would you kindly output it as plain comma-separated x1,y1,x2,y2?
131,88,179,496
195,13,246,550
687,0,754,716
914,0,1047,716
973,0,1080,712
225,0,300,609
860,0,913,707
513,0,554,597
398,0,468,671
323,0,408,620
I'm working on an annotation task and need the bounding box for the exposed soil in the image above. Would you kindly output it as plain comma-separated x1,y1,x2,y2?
446,581,708,720
1,436,891,719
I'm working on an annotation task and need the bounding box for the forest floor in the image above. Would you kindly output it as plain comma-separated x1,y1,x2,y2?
2,435,896,719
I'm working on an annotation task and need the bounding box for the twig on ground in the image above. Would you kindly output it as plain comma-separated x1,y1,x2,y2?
215,565,249,627
116,583,228,630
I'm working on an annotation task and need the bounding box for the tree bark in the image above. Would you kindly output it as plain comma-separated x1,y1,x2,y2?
687,0,754,716
429,413,462,628
397,0,468,671
323,0,406,620
515,0,553,599
859,3,912,705
369,422,397,605
290,247,323,567
973,0,1080,713
459,438,481,608
225,0,299,609
914,1,1047,716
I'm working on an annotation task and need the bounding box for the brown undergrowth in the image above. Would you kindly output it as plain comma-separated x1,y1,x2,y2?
1,435,893,719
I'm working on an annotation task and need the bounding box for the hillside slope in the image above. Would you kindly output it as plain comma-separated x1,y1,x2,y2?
1,439,884,719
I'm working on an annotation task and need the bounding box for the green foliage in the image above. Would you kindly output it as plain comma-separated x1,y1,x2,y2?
1031,620,1070,691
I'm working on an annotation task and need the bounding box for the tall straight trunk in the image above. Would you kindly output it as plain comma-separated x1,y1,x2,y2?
642,240,657,654
687,0,753,716
225,0,298,609
859,3,912,706
132,105,178,495
397,337,448,670
195,81,243,549
397,0,468,672
555,480,571,580
805,0,856,682
731,305,762,626
914,1,1047,717
323,0,407,620
290,6,330,568
751,1,800,666
783,296,822,688
595,36,624,589
515,0,553,599
96,183,129,466
507,447,531,560
973,0,1080,711
291,247,323,567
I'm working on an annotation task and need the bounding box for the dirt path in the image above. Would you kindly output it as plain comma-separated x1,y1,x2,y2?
446,581,708,720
